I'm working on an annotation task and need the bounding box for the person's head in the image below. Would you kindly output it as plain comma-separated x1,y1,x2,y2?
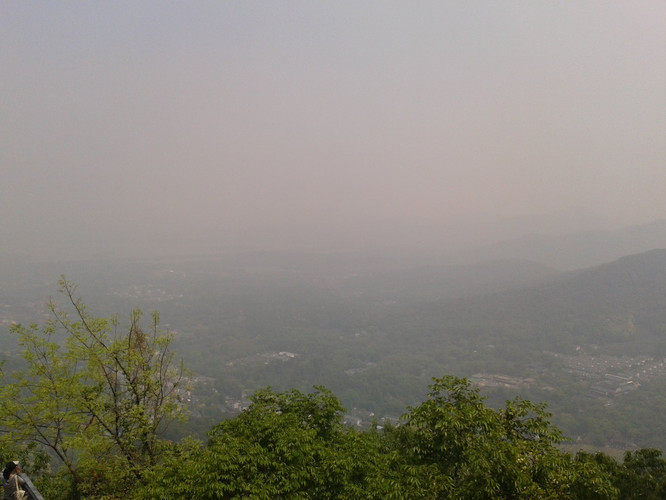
2,461,18,480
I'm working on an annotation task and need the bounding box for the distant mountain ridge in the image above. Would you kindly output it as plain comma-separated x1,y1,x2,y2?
460,219,666,271
389,248,666,353
339,258,559,303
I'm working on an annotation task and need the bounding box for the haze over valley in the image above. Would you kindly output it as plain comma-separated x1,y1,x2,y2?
3,218,666,451
2,0,666,465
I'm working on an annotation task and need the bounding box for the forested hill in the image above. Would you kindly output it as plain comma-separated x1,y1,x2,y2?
459,219,666,271
337,257,559,303
384,248,666,354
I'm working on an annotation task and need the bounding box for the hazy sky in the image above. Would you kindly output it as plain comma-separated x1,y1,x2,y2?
2,2,665,259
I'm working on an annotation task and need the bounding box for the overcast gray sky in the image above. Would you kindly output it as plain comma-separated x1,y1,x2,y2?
2,2,665,260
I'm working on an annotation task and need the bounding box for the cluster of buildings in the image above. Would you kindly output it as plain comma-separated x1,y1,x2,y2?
470,373,535,390
225,351,297,367
551,350,666,400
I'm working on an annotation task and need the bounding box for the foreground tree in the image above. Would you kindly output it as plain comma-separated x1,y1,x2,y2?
581,448,666,500
0,278,187,498
617,448,666,499
141,378,620,499
390,376,618,499
141,387,376,499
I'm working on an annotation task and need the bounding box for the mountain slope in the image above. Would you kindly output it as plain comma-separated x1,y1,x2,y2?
386,249,666,353
460,219,666,271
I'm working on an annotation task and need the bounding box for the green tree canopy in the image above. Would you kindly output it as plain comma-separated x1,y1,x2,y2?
0,278,187,499
391,375,618,499
141,378,620,500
